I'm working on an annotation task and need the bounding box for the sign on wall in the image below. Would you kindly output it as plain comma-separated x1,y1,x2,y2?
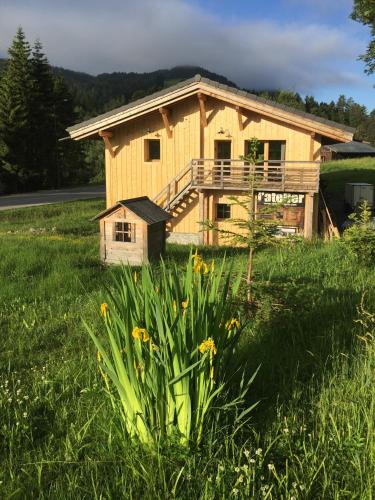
257,192,305,207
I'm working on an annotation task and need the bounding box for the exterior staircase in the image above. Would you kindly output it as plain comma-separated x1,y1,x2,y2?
153,161,194,212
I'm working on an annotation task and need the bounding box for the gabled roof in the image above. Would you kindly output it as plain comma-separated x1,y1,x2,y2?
93,196,171,223
323,141,375,154
67,74,354,142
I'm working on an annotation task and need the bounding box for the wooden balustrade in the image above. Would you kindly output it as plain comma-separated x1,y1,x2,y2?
191,159,320,193
153,158,320,210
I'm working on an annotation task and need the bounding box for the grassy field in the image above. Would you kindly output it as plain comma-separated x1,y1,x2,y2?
320,157,375,228
0,191,374,498
321,156,375,199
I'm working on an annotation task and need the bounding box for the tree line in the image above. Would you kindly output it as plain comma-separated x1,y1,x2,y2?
54,65,375,146
0,28,86,194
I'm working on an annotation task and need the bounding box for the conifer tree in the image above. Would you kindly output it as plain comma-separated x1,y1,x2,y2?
30,39,56,187
52,76,84,187
0,27,34,192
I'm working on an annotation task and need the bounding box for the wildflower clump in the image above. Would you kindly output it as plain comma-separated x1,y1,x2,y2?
85,252,252,446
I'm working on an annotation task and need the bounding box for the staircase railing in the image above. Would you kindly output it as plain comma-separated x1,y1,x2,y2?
153,160,193,209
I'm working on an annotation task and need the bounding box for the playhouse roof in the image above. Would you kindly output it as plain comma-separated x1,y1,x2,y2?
93,196,171,224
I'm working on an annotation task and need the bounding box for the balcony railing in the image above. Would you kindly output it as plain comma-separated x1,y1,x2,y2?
191,159,320,193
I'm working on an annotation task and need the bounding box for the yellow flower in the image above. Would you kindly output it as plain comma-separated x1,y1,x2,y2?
193,261,202,273
100,303,109,318
132,326,150,342
192,251,210,274
142,329,150,342
96,350,102,363
199,337,217,356
133,360,144,372
225,318,241,331
181,298,189,309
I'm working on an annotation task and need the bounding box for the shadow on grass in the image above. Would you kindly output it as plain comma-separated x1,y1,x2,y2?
321,168,375,198
240,274,362,431
165,243,248,265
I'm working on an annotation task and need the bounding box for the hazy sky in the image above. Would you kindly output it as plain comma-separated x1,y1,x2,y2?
1,0,374,109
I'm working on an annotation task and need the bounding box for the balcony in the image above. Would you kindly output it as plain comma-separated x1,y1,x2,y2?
153,158,320,210
191,159,320,194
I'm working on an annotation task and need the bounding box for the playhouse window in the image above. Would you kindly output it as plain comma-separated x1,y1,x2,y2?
145,139,160,161
114,222,135,242
216,203,231,220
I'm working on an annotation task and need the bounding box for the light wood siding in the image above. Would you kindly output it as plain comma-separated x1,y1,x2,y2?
106,96,200,208
105,95,321,237
101,207,146,265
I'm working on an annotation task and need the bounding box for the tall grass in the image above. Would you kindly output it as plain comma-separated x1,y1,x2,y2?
0,198,374,498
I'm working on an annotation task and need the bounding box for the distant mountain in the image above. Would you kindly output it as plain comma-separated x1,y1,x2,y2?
0,59,236,121
52,65,237,120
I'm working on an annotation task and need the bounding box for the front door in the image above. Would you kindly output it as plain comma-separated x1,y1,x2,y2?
214,140,232,180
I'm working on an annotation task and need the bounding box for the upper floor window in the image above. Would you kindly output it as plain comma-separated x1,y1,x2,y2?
145,139,160,161
114,221,135,242
244,140,286,164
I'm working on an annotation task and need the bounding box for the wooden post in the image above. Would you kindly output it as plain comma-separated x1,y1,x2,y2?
264,141,269,180
98,130,118,158
159,107,172,138
197,93,207,128
198,190,205,245
203,192,209,245
236,106,244,131
313,193,319,235
309,132,315,162
304,193,314,239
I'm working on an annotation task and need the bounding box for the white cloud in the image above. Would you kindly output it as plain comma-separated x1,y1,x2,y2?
0,0,368,94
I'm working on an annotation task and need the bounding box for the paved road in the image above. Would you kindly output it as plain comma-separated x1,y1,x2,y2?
0,185,105,211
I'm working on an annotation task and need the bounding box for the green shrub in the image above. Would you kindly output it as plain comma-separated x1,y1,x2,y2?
342,201,375,262
85,252,254,446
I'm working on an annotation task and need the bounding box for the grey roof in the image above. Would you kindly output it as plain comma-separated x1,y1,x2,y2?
67,74,355,135
324,141,375,154
93,196,171,223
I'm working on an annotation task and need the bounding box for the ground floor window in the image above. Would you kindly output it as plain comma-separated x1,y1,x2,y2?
114,221,135,242
216,203,231,220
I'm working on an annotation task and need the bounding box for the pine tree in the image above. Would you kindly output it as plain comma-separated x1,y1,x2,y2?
0,27,34,192
30,39,56,188
52,76,83,187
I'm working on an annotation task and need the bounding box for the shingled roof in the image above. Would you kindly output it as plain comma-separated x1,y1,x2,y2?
93,196,171,224
67,74,355,139
324,141,375,154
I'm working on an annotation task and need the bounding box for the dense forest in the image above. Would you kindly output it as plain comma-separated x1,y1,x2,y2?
0,28,374,193
49,62,375,146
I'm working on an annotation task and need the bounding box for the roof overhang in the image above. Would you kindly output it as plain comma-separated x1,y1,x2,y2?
67,78,354,143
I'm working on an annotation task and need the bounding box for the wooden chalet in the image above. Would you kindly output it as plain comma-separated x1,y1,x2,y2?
67,75,354,243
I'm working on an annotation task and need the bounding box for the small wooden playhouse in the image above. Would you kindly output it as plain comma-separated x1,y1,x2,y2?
94,196,171,265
